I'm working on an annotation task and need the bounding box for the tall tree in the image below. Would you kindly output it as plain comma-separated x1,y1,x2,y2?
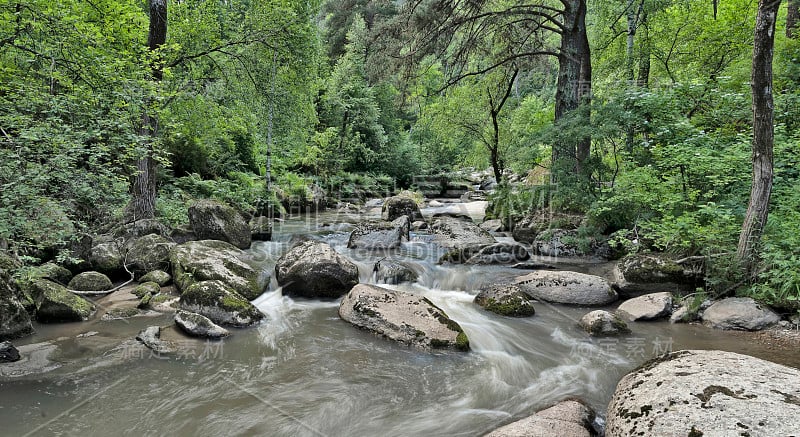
129,0,167,220
789,0,799,38
737,0,782,273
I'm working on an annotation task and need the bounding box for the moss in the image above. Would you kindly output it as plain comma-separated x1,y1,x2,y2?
455,331,470,351
140,270,171,287
105,307,139,319
138,292,152,309
133,282,161,298
150,293,173,305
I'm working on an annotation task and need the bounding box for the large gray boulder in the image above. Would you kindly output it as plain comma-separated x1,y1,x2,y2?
474,284,536,317
139,270,171,287
32,280,96,322
170,240,266,301
88,241,124,276
339,284,469,351
179,280,265,327
34,262,73,285
381,195,423,222
174,310,230,339
188,199,251,249
429,216,496,250
67,271,113,294
514,271,618,306
616,292,673,321
606,350,800,436
275,241,359,298
579,310,630,336
701,297,779,331
613,253,698,298
532,229,592,257
486,400,596,437
126,233,175,279
347,221,403,250
466,242,530,265
374,259,418,285
113,219,171,241
0,284,33,340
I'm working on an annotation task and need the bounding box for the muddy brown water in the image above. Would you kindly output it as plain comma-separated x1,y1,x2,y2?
1,206,798,436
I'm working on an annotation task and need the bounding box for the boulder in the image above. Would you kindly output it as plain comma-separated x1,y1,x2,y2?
411,221,428,231
0,287,33,340
606,350,800,437
133,281,161,298
34,262,73,285
135,326,173,354
515,271,618,306
170,240,266,301
613,253,698,298
101,307,140,320
113,219,171,241
474,284,536,317
275,241,359,298
88,241,124,276
702,297,779,331
126,233,175,279
486,400,596,437
179,280,265,327
579,310,630,336
391,215,411,240
374,259,418,285
429,217,495,250
616,292,673,321
479,219,504,232
381,195,423,222
188,199,251,249
512,211,582,244
169,225,197,245
174,310,230,339
249,216,272,242
67,271,113,294
465,242,530,265
0,341,21,363
139,270,171,287
339,284,469,351
347,222,403,250
32,280,95,322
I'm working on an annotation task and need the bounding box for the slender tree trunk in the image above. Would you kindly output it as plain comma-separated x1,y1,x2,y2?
576,9,592,172
130,0,167,220
737,0,781,274
637,11,651,88
266,50,277,221
554,0,591,177
626,0,637,83
788,0,799,38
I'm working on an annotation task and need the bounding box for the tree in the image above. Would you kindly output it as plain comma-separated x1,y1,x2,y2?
789,0,799,38
737,0,782,273
128,0,167,221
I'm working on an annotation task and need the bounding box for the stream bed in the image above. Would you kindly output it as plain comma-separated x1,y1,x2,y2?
1,204,798,437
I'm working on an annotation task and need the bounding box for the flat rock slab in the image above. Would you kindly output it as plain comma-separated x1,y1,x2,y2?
514,271,618,306
702,297,779,331
429,216,495,250
339,284,469,351
486,400,596,437
607,350,800,436
616,292,673,321
174,310,229,339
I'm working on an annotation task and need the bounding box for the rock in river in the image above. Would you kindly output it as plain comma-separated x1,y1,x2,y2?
174,310,229,339
275,240,359,298
339,284,469,351
514,271,618,306
347,221,403,250
188,199,252,249
381,195,423,222
616,292,673,321
429,216,495,250
579,310,630,336
178,280,264,328
67,271,113,294
701,297,779,331
170,240,267,301
486,400,597,437
32,279,96,323
474,284,536,317
606,350,800,436
0,341,21,363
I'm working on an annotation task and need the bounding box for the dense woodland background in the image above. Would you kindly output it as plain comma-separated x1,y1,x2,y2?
0,0,798,312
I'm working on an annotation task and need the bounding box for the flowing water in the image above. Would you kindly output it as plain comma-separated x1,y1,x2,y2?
2,205,799,436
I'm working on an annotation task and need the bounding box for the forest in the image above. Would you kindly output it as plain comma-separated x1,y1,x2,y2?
2,0,797,311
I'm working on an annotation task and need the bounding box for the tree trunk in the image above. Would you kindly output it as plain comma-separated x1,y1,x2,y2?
788,0,799,38
637,11,651,88
626,0,637,83
554,0,591,176
130,0,167,220
737,0,780,274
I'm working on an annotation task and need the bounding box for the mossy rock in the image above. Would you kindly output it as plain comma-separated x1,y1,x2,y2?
133,282,161,298
580,310,631,336
474,284,536,317
34,262,73,285
0,284,33,340
179,280,265,327
33,279,95,323
140,270,171,287
68,271,113,292
188,199,251,249
102,307,139,320
170,240,266,301
126,234,175,279
138,292,152,309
